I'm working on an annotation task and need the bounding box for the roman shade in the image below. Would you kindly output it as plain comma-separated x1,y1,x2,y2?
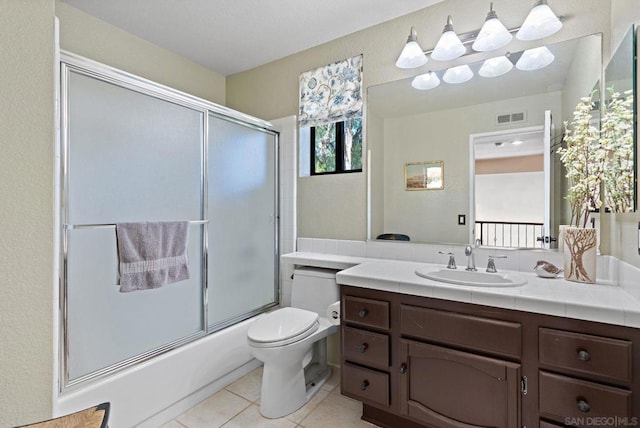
299,54,363,127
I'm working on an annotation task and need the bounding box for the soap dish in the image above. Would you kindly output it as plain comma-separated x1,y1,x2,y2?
533,260,563,278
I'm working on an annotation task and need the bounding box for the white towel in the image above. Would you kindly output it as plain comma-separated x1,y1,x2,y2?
115,221,190,292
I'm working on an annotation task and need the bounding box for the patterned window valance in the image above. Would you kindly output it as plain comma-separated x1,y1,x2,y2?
299,54,363,127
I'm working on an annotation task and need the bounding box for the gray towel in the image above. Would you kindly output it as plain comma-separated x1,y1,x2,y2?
116,221,190,292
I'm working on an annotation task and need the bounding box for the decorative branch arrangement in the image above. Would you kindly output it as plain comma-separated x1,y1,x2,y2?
558,87,635,228
558,92,603,228
601,88,635,213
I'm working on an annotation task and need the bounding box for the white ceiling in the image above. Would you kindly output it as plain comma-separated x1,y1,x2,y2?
62,0,444,76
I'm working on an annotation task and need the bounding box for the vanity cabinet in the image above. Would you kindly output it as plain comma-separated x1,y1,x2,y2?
399,339,521,428
538,328,634,425
340,285,640,428
341,295,391,408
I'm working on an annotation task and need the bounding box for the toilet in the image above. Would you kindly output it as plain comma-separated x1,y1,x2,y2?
247,267,339,418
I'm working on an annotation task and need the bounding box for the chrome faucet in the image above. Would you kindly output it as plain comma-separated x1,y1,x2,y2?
486,255,507,273
465,245,477,271
438,251,457,269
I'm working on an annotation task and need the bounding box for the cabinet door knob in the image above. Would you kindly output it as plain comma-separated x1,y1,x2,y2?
578,350,591,362
358,309,368,318
360,380,369,391
400,363,407,374
358,343,368,353
577,399,591,413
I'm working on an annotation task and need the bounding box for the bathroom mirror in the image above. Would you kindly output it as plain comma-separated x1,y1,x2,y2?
367,33,603,247
603,25,637,213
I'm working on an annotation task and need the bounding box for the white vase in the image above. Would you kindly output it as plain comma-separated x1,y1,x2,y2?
562,227,597,284
557,225,569,251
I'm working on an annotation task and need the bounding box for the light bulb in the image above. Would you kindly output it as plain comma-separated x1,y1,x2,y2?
472,3,512,52
516,46,554,71
443,64,473,84
395,27,428,69
431,16,466,61
516,0,563,41
411,71,441,90
478,55,513,77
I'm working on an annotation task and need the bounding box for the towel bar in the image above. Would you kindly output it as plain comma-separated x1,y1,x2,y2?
64,220,208,230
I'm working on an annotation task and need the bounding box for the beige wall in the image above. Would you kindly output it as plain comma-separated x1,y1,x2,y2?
55,1,226,105
227,0,613,242
0,0,56,425
0,2,228,425
375,92,561,244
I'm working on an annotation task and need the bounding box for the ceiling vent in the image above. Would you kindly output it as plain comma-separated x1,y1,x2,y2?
496,111,526,125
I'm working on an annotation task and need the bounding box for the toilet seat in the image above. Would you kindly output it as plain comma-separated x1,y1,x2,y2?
248,307,320,348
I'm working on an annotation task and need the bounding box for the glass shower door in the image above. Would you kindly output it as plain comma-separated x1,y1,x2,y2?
207,114,279,328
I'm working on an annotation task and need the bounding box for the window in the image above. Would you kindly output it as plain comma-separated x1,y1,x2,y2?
298,54,363,177
310,118,362,175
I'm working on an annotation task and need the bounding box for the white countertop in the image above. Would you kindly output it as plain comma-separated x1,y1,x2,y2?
282,252,640,329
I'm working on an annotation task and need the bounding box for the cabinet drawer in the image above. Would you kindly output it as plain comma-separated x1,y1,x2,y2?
539,328,632,383
342,362,389,407
343,296,389,330
540,421,565,428
342,326,389,370
539,371,632,424
400,305,522,359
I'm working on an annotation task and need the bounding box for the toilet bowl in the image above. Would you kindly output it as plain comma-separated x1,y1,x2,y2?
247,268,339,418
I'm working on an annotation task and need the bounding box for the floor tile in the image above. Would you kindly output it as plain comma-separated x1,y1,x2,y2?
176,389,252,428
284,387,330,424
298,392,375,428
221,404,297,428
158,420,187,428
225,366,263,403
321,365,340,392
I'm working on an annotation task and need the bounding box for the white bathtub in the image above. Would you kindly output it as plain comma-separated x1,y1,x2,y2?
54,317,260,427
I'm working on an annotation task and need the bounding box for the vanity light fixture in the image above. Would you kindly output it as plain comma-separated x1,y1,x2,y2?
395,27,429,69
516,0,563,41
431,16,466,61
411,71,441,90
443,64,473,84
478,55,513,77
516,46,555,71
472,2,512,52
396,2,565,70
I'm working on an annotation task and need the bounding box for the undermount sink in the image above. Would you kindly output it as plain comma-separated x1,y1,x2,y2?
415,268,527,287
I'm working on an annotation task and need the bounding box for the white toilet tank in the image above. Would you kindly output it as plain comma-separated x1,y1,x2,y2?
291,267,339,316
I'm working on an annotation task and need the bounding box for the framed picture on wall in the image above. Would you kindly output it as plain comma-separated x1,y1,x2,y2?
404,161,444,190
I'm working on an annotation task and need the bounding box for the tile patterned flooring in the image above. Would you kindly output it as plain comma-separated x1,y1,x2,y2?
160,366,378,428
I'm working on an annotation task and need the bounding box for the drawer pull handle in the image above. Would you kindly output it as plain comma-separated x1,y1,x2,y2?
358,343,368,353
360,380,369,391
358,309,368,318
578,350,591,362
400,363,407,374
577,399,590,413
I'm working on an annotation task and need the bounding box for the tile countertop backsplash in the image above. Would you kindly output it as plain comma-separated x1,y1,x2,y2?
281,238,640,329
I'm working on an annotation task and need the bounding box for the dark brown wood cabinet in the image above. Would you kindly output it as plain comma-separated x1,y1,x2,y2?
399,339,521,428
340,285,640,428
